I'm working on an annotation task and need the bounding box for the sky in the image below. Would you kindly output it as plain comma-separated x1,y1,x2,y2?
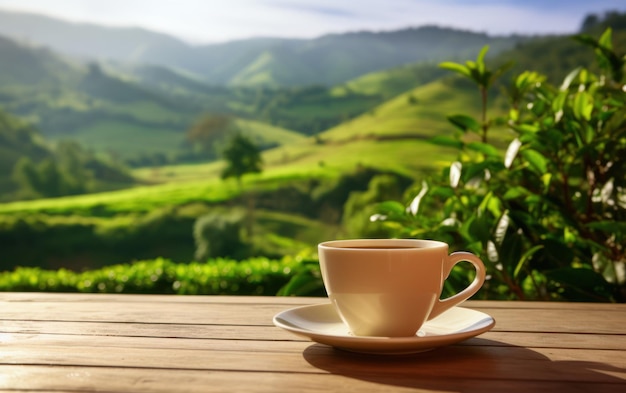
0,0,624,44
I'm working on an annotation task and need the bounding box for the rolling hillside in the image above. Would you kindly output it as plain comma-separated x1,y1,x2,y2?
258,77,482,179
1,10,624,188
0,35,312,162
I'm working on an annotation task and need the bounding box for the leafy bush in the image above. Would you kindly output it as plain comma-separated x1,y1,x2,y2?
374,29,625,302
0,207,198,270
193,208,246,260
342,174,406,237
0,255,309,295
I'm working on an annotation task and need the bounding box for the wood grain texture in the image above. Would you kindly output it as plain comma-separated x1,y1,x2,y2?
1,293,625,393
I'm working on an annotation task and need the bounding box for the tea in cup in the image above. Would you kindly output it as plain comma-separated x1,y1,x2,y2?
318,239,486,337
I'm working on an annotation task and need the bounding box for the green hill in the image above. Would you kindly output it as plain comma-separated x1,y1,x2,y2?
0,107,136,200
331,62,448,100
0,35,310,162
0,110,50,193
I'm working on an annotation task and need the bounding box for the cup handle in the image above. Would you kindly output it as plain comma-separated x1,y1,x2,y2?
428,251,486,320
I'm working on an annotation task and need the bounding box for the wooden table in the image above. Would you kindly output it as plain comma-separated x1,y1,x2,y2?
0,293,624,392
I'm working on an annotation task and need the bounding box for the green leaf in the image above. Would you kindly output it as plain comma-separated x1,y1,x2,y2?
598,28,613,50
572,28,623,81
521,149,548,173
277,271,323,296
552,91,568,122
515,70,544,91
571,33,598,47
573,91,593,121
439,62,471,78
375,201,407,219
511,123,540,134
429,135,463,149
586,220,626,233
476,45,489,73
545,267,614,301
468,214,492,243
477,191,494,216
560,67,581,91
447,114,481,133
513,245,544,279
503,186,530,200
466,142,500,157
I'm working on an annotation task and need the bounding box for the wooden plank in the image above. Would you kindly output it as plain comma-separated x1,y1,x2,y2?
2,301,625,336
0,301,287,325
0,332,309,353
2,322,626,351
3,329,625,354
1,342,625,382
0,294,625,393
0,320,283,341
0,292,320,305
1,293,623,313
0,365,622,393
464,332,626,351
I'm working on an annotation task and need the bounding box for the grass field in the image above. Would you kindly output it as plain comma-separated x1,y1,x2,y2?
234,118,307,145
322,79,481,142
331,62,447,99
64,120,183,157
0,75,487,216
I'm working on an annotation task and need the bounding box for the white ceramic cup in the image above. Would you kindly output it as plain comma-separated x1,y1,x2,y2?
318,239,486,337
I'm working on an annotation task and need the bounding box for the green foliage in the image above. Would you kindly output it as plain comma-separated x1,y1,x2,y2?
374,30,626,302
342,174,407,237
440,45,513,143
276,257,326,297
193,208,246,260
0,256,306,296
0,105,134,201
0,207,198,271
221,133,263,184
186,114,237,160
0,200,337,272
11,155,91,198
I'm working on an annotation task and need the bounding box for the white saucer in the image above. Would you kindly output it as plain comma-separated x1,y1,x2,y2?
273,303,495,355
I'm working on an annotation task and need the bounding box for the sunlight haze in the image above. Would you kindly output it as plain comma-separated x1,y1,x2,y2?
0,0,623,43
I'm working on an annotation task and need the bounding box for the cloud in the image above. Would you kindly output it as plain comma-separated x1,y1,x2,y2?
0,0,623,43
267,1,358,18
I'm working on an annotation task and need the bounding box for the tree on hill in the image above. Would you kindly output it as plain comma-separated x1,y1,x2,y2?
581,10,626,32
186,114,238,161
220,133,263,185
221,133,263,240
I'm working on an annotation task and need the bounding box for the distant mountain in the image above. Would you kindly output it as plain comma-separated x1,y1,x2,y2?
0,33,318,165
0,10,526,87
0,10,194,64
0,34,80,88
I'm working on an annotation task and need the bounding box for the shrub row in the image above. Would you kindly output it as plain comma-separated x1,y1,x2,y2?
0,255,321,296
